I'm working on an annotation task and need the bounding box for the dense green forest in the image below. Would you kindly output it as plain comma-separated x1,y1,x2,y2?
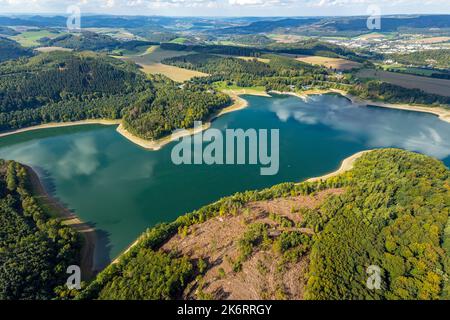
390,49,450,69
0,51,147,131
163,53,334,91
41,31,120,51
0,160,80,300
0,37,33,63
122,75,230,140
41,31,156,52
0,51,232,140
78,149,450,300
349,80,450,106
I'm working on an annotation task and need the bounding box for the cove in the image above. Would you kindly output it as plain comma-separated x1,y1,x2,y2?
0,93,449,270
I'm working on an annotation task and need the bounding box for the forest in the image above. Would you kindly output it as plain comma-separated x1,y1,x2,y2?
390,49,450,70
0,51,230,139
77,149,450,300
0,160,80,300
122,75,230,140
41,32,157,52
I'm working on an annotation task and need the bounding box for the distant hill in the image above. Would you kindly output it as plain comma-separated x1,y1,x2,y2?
208,15,450,36
40,31,121,51
0,26,18,36
0,37,33,62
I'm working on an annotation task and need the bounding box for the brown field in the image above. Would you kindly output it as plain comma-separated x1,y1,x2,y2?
120,46,208,82
414,37,450,44
295,55,362,70
357,33,386,40
357,69,450,97
161,188,344,300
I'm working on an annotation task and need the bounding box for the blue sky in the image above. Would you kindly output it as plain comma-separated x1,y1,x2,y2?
0,0,449,16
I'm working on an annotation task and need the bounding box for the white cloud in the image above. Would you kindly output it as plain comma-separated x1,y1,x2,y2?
0,0,448,15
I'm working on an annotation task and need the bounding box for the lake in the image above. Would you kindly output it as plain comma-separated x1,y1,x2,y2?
1,93,449,269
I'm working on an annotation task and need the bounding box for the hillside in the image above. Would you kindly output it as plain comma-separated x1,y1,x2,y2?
0,51,232,140
40,31,121,51
78,149,450,300
0,160,80,300
0,38,33,63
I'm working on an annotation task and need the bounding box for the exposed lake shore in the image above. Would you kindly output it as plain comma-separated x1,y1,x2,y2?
0,119,122,138
25,165,97,280
1,89,448,149
306,150,372,182
270,89,450,124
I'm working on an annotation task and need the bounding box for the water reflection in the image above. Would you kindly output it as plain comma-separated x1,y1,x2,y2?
270,94,450,160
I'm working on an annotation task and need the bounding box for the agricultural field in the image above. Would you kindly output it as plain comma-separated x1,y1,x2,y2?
413,36,450,44
295,55,362,70
356,68,450,97
35,46,73,53
120,45,208,82
84,28,139,40
267,34,309,43
10,29,62,47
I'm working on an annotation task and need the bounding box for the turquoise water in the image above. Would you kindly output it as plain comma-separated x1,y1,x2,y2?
0,93,449,269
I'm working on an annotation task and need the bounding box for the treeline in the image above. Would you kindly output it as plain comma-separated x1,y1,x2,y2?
41,31,157,52
161,39,379,62
78,149,450,300
349,80,450,106
0,160,80,300
390,49,450,69
160,42,262,57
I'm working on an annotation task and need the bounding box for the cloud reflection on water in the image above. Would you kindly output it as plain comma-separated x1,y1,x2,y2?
270,94,450,160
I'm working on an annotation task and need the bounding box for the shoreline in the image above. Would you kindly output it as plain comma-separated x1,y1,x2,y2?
25,165,97,280
306,150,371,182
111,150,373,266
2,88,448,151
114,91,252,151
270,89,450,124
0,119,122,138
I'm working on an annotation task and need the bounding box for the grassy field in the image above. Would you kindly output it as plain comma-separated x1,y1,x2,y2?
10,30,62,47
35,46,73,53
357,68,450,97
267,34,309,43
120,45,208,82
169,37,190,44
295,55,362,70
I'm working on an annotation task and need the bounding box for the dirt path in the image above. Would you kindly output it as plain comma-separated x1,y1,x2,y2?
25,166,96,280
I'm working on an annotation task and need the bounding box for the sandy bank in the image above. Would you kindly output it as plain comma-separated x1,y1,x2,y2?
25,166,97,280
115,91,252,151
0,119,122,138
116,122,211,151
306,150,372,183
